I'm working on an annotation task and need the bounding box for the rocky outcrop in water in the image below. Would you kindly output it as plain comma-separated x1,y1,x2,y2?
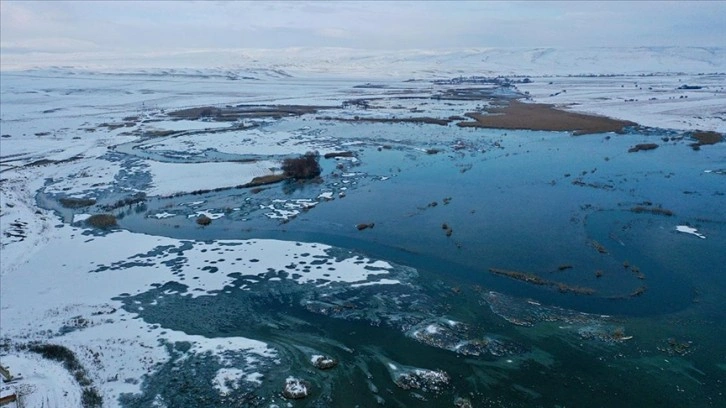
394,369,450,393
311,355,338,370
407,319,528,357
282,377,310,399
628,143,658,152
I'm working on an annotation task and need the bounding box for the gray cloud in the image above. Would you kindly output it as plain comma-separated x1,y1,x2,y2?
1,1,723,57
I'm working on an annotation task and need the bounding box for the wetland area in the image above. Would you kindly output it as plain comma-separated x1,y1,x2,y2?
1,69,725,407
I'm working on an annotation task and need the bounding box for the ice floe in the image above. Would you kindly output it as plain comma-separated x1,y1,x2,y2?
187,210,225,220
150,211,176,219
676,225,706,239
72,213,92,223
261,199,318,221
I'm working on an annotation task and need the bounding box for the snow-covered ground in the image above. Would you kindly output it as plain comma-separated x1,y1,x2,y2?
137,128,339,157
517,74,725,132
0,353,82,407
143,159,278,197
3,47,723,136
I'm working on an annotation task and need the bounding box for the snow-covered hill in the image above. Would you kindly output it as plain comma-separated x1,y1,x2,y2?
249,46,726,78
2,47,725,78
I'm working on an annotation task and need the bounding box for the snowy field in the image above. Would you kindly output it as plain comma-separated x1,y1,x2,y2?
517,73,725,132
1,47,725,407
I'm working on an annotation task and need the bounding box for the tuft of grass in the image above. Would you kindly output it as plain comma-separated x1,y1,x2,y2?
59,197,96,209
86,214,117,228
243,173,288,187
100,192,146,211
27,343,102,408
82,388,103,408
196,214,212,226
282,152,322,180
28,344,82,371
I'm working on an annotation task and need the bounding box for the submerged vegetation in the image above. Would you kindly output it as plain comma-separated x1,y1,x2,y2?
488,268,597,295
628,143,659,152
100,192,146,211
630,206,674,216
59,197,96,209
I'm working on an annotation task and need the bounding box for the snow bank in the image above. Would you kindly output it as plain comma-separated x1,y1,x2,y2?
139,128,339,157
517,74,726,132
143,159,278,196
0,353,82,408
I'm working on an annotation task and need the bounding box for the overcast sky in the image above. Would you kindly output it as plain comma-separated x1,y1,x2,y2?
2,1,724,56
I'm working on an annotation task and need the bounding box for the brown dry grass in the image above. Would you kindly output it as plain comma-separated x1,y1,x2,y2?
243,173,288,187
196,215,212,226
317,116,452,126
488,267,596,295
168,105,327,121
458,100,636,135
692,131,723,145
59,197,96,209
86,214,117,228
690,131,723,150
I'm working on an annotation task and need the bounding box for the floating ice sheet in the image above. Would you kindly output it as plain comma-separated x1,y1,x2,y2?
676,225,706,239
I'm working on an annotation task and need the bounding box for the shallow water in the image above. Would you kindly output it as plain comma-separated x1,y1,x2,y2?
109,128,726,405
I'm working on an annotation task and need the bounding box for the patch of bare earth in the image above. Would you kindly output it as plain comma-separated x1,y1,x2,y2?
457,100,636,135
